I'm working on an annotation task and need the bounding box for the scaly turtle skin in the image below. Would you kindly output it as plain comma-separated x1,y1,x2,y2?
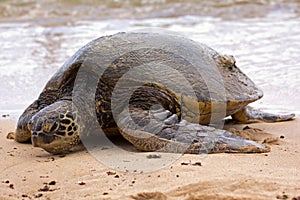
14,32,295,154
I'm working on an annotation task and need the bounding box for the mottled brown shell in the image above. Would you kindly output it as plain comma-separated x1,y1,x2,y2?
40,32,263,125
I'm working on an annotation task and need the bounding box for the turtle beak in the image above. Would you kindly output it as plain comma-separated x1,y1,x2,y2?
31,131,40,147
31,132,55,147
31,135,39,147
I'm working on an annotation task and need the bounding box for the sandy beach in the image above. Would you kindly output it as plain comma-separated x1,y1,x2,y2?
1,1,300,199
0,118,299,200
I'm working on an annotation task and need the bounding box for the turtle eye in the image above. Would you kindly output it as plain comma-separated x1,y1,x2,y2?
27,119,33,131
50,121,59,132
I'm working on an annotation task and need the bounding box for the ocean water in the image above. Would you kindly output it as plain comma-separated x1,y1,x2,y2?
0,0,299,119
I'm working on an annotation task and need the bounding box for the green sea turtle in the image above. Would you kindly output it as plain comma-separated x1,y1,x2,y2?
13,32,295,154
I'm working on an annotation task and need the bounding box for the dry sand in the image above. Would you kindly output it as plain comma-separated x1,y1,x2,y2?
0,118,300,200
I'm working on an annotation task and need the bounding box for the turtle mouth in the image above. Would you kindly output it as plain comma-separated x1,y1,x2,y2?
31,132,57,147
31,132,73,154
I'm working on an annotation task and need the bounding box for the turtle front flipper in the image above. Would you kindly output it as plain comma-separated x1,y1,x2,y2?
117,108,269,154
232,106,295,123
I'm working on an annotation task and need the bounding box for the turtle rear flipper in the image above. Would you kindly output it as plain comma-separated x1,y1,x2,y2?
232,106,295,123
117,108,270,154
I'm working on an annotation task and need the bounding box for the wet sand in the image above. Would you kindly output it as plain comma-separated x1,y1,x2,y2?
0,119,299,200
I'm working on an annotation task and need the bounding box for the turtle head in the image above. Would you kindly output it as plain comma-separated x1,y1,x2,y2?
30,100,80,154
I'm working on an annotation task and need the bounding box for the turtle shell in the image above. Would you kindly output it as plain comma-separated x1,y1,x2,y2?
39,32,263,125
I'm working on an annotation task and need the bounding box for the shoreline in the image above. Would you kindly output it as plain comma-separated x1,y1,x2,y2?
0,119,299,199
